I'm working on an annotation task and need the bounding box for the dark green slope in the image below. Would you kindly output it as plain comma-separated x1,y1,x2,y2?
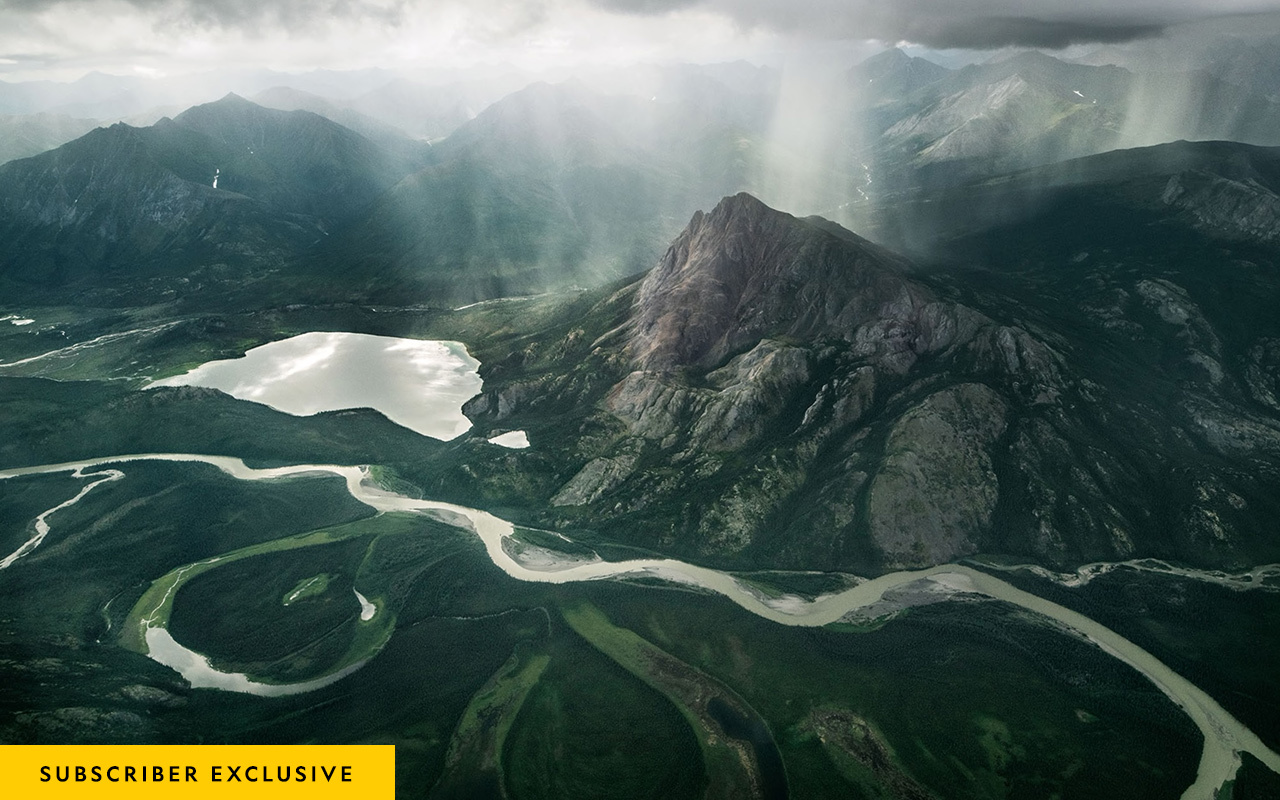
169,93,427,224
0,95,428,305
0,121,309,301
872,138,1280,249
864,140,1280,565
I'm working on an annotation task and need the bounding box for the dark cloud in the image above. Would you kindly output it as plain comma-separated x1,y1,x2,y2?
890,17,1169,49
2,0,1278,81
587,0,694,11
2,0,1274,48
0,0,409,32
583,0,1280,49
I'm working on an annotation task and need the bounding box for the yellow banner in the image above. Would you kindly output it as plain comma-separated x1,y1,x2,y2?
1,745,394,799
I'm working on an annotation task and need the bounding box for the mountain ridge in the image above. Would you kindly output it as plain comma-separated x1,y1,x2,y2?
0,94,429,302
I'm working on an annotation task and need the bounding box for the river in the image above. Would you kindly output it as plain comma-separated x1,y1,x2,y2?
2,451,1278,800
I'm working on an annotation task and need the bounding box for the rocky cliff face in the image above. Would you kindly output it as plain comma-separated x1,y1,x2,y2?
1160,169,1280,243
867,383,1007,567
627,193,928,371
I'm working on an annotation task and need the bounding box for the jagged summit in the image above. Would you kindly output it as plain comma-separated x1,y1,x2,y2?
628,193,926,370
468,192,1078,570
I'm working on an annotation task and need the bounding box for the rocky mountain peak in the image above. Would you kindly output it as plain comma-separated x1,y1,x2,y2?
627,193,929,371
684,190,771,239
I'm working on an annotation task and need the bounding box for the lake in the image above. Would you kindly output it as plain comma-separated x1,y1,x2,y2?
149,332,483,440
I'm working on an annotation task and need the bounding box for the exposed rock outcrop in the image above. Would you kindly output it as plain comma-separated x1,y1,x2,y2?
868,383,1008,567
627,192,929,371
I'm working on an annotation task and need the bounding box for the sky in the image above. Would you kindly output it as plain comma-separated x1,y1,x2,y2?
3,0,1280,82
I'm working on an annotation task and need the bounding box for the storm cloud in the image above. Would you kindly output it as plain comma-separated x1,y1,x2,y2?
3,0,1280,80
0,0,409,32
5,0,1280,46
589,0,1280,48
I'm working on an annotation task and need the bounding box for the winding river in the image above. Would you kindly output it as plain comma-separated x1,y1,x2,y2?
2,452,1279,799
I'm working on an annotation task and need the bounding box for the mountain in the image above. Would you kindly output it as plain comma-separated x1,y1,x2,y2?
869,139,1280,252
448,171,1280,575
864,52,1129,189
0,68,402,121
867,140,1280,565
0,71,158,117
168,94,426,222
626,194,928,371
0,112,100,166
453,193,1062,570
254,78,497,144
0,78,763,308
0,94,428,303
849,47,1280,200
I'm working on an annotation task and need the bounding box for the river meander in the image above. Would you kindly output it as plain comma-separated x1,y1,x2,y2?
1,452,1278,799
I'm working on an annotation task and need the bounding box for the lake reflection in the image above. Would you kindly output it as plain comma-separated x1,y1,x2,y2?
149,332,483,440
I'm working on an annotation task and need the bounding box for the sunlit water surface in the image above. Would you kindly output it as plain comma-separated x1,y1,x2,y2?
148,332,482,440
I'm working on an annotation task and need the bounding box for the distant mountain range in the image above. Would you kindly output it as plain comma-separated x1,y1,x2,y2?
8,48,1280,306
0,80,758,306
